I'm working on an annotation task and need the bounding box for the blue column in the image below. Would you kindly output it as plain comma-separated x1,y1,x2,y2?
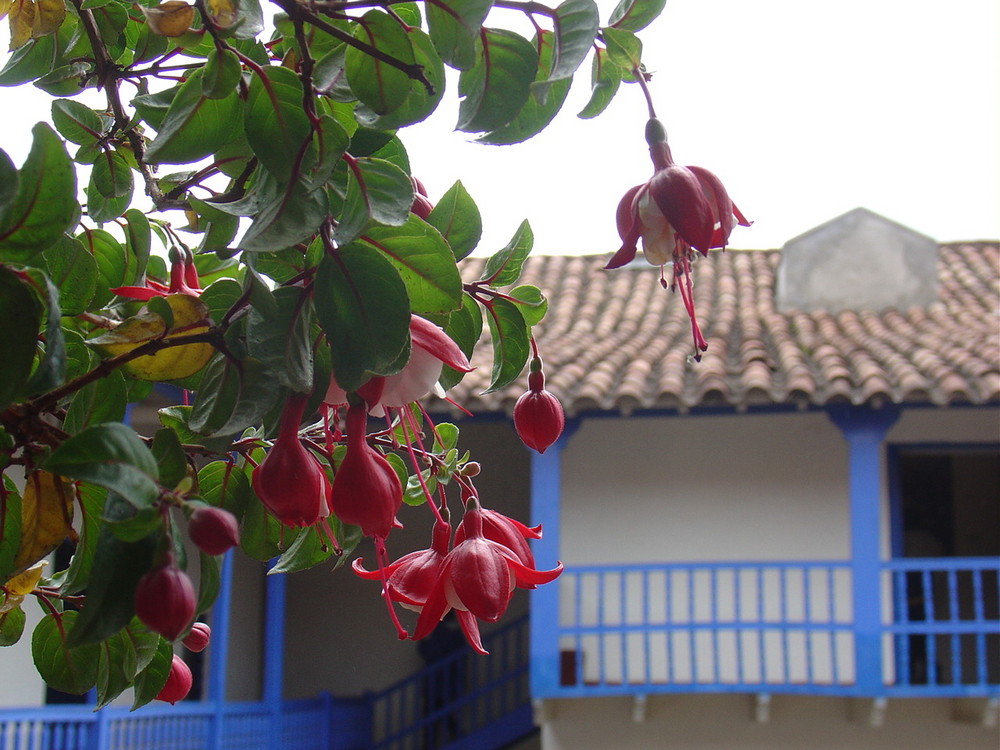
827,405,899,694
528,420,578,699
208,551,234,750
263,564,286,719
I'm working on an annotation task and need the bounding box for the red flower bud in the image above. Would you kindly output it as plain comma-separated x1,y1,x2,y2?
182,622,211,653
329,403,402,539
513,383,565,454
134,565,196,641
156,655,193,704
252,394,332,527
188,507,239,555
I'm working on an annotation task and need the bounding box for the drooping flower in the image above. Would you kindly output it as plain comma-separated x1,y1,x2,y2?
353,519,451,610
512,361,565,454
156,655,193,704
252,394,332,527
412,503,562,654
453,505,542,577
329,402,402,540
187,506,240,555
112,250,202,300
605,118,750,356
325,315,473,416
134,564,196,641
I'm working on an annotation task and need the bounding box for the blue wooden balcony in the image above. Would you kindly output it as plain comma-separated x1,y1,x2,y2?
535,557,1000,699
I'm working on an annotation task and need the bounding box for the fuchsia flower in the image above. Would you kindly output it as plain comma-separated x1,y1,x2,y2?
252,394,332,527
453,505,542,576
412,503,562,654
325,315,473,416
410,177,433,220
329,401,402,540
513,362,565,454
112,252,202,300
353,519,451,610
605,118,750,357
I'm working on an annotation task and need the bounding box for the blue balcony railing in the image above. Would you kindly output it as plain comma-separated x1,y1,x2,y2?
543,558,1000,698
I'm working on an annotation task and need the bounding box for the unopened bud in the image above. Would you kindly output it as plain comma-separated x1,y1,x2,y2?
182,622,211,653
134,565,196,641
156,655,193,704
513,387,565,454
188,506,239,556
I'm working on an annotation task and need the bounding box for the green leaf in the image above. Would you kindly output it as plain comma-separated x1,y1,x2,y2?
195,552,220,615
354,27,445,129
42,235,98,315
483,297,530,393
244,65,312,184
131,635,172,710
91,149,133,199
270,526,336,574
546,0,599,82
480,219,533,287
123,208,151,284
0,150,17,215
509,284,548,326
479,30,572,145
456,29,538,133
66,493,157,647
51,99,105,145
345,10,415,115
95,627,138,709
22,271,65,396
33,611,100,694
425,180,482,261
240,462,283,561
63,370,128,433
608,0,666,32
0,35,57,87
0,266,42,411
202,47,242,99
238,175,328,252
44,423,160,510
314,245,410,392
352,156,414,227
304,113,350,191
356,215,463,315
578,46,622,118
144,70,243,165
151,428,187,491
59,482,105,595
86,185,130,225
79,227,127,309
0,606,26,647
439,292,482,390
0,480,23,584
425,0,491,69
198,460,251,518
158,405,236,454
187,354,283,437
0,123,77,261
246,286,314,393
602,26,642,73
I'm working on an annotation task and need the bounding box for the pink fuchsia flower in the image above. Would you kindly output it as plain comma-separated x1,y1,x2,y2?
512,363,565,454
252,394,332,528
412,503,562,654
352,520,451,611
325,315,473,416
329,402,402,540
605,118,750,357
453,504,542,577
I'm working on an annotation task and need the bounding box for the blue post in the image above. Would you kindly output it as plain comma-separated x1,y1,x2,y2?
264,565,286,743
208,551,234,750
828,405,899,695
528,426,572,699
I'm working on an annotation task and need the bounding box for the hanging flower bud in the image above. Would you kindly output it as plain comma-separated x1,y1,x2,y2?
329,402,402,540
134,564,196,641
182,622,211,653
513,359,565,454
252,394,332,527
188,506,239,556
156,655,193,704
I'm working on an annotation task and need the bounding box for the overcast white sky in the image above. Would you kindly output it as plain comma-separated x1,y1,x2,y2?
2,0,998,255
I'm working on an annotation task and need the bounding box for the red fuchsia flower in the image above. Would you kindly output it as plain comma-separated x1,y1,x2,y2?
252,394,332,528
352,520,451,611
513,361,565,454
325,315,473,416
453,505,542,581
605,118,750,357
134,563,196,641
182,622,211,653
187,506,239,556
156,655,193,704
329,402,403,540
112,250,202,300
412,502,562,654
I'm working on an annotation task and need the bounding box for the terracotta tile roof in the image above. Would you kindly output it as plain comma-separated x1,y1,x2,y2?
441,242,1000,416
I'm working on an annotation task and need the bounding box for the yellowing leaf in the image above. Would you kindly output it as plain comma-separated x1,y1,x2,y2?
7,0,35,51
89,294,214,381
3,561,46,602
12,471,74,575
31,0,64,37
206,0,234,29
141,1,194,37
0,0,14,20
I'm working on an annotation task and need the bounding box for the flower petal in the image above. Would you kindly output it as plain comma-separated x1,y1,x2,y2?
455,609,487,655
648,166,715,252
409,315,472,373
605,185,644,269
